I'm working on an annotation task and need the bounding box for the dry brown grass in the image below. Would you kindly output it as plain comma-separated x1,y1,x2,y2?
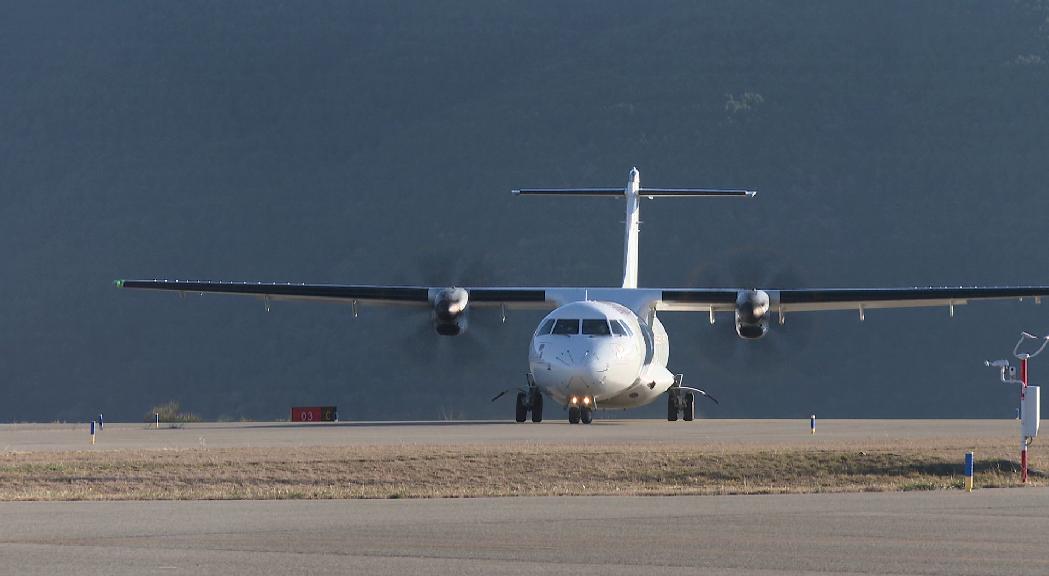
1,440,1045,501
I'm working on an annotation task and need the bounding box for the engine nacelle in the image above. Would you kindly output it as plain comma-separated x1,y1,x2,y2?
735,289,770,340
432,287,469,336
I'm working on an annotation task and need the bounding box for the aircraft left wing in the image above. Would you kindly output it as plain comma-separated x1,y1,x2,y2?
115,279,554,309
658,286,1049,314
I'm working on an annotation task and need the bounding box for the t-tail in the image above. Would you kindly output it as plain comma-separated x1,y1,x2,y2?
512,168,756,288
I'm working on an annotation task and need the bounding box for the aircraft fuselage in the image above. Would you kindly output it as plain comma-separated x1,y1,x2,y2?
528,300,676,410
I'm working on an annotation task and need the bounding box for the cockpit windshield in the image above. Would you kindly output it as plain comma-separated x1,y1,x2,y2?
610,320,626,336
537,319,555,336
581,319,611,336
551,319,580,335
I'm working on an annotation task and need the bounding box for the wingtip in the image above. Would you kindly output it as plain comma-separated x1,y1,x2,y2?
114,279,124,288
511,189,521,196
746,190,757,197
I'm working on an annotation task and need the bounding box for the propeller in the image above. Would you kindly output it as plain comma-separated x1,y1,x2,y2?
392,247,516,367
683,245,814,374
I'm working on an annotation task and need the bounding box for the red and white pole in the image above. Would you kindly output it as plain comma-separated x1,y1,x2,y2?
1021,357,1029,484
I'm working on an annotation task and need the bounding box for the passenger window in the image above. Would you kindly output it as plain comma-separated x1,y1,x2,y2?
582,319,611,336
537,319,555,336
610,321,626,336
552,319,580,335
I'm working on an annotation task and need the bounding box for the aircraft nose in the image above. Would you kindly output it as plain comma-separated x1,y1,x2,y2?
549,344,611,390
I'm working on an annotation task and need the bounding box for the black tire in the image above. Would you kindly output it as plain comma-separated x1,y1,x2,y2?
682,392,695,422
515,392,528,423
667,394,679,421
580,406,593,424
531,392,543,423
568,405,581,424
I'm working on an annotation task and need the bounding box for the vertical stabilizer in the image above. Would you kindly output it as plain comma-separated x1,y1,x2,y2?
622,168,641,289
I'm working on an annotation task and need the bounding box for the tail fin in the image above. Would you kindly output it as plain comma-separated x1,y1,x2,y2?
513,168,755,289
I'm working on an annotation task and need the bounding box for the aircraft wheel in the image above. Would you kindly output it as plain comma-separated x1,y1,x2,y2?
515,392,528,423
568,406,581,424
531,392,543,423
580,406,593,424
667,394,679,422
682,392,695,422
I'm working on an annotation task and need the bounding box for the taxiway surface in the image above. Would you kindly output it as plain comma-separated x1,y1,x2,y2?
2,489,1047,575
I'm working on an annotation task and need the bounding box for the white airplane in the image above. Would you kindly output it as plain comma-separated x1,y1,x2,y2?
117,168,1049,424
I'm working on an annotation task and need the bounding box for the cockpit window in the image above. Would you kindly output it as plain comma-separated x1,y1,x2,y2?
610,320,626,336
551,319,580,335
616,320,633,336
581,319,611,336
537,319,555,336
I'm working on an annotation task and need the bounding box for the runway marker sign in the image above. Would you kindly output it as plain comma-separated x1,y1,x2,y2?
291,406,338,422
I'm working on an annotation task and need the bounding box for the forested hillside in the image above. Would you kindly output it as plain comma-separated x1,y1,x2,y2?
2,1,1049,420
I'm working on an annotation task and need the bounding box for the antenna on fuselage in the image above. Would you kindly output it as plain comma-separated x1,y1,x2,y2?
512,168,756,288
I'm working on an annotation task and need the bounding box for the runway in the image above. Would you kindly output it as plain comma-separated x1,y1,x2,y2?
2,489,1048,575
0,419,1026,451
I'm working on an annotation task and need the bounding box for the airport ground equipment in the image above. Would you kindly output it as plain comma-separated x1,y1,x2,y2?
90,420,96,445
810,414,815,435
985,331,1047,483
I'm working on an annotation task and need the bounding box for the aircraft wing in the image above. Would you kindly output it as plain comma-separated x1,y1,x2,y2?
115,279,554,309
658,286,1049,314
776,287,1049,313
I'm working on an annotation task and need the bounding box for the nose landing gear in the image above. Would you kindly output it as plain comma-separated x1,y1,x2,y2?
567,397,594,424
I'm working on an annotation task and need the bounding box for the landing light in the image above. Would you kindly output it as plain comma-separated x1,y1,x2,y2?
570,396,578,405
583,397,591,406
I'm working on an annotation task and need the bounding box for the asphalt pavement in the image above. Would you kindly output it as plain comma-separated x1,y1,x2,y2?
2,489,1047,575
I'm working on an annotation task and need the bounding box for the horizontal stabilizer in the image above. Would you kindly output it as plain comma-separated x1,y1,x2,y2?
512,188,625,196
512,188,755,197
638,188,755,197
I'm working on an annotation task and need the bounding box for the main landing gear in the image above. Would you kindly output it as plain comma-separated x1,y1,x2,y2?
667,389,695,421
667,375,695,422
515,385,543,423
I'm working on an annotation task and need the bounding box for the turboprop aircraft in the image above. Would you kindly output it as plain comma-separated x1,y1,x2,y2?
117,168,1049,424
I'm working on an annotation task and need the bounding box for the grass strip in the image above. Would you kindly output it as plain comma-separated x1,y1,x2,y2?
0,444,1044,501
